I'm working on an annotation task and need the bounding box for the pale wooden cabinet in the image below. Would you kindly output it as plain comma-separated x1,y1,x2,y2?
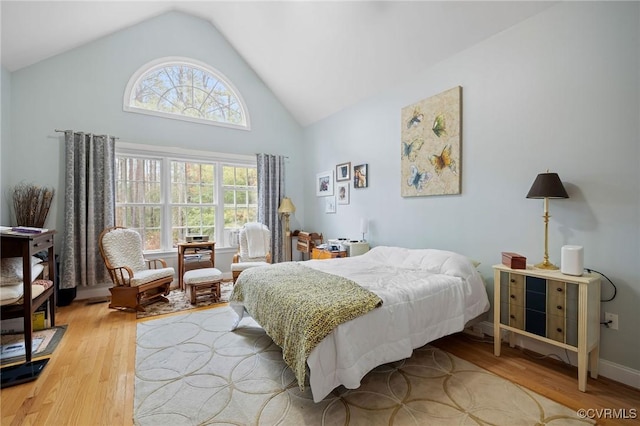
493,264,601,392
311,248,347,260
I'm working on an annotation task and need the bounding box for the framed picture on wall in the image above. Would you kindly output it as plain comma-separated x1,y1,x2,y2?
400,86,461,197
316,171,334,196
337,182,350,205
353,163,368,188
336,162,351,182
325,197,336,213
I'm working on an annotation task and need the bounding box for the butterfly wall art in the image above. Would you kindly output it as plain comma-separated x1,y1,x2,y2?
407,165,432,192
402,138,424,162
400,86,461,197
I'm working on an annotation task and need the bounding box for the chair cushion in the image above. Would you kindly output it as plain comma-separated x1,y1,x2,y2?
184,268,222,285
230,261,269,272
130,267,175,287
101,228,146,272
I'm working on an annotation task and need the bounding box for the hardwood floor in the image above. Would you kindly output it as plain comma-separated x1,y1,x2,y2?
2,301,639,425
433,334,640,426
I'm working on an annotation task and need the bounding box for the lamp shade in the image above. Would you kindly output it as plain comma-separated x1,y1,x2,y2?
360,218,369,234
526,173,569,199
278,197,296,214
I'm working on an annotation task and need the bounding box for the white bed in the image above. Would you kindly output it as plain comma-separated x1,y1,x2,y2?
230,246,490,402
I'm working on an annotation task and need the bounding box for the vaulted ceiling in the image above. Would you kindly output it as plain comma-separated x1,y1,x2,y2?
1,1,555,126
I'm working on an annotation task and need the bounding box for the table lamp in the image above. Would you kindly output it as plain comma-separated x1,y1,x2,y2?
278,197,296,261
526,172,569,269
360,218,368,242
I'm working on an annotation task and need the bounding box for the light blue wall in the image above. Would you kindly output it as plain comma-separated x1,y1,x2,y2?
5,11,305,252
3,2,638,376
0,66,11,225
303,2,640,370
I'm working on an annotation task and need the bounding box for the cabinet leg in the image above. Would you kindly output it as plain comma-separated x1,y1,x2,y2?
578,350,587,392
589,346,600,379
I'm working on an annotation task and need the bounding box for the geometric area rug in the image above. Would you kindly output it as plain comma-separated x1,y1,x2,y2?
135,307,593,425
136,282,234,320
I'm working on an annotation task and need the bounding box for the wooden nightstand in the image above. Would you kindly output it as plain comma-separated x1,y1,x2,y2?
177,241,215,291
492,264,601,392
311,248,347,260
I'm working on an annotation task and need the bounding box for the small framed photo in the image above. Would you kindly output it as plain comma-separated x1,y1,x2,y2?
353,163,368,188
316,170,334,196
325,197,336,214
337,182,350,205
336,162,351,182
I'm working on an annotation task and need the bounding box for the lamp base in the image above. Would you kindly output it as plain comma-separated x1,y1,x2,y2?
534,261,559,270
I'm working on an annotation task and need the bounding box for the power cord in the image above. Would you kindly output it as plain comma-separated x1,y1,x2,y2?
585,267,617,302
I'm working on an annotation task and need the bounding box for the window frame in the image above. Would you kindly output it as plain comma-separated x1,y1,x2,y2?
123,56,251,131
116,142,256,253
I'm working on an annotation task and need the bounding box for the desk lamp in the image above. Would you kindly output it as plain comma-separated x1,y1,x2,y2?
526,172,569,269
360,218,368,242
278,197,296,261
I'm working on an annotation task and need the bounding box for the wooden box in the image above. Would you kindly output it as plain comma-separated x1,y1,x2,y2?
295,231,323,254
501,252,526,269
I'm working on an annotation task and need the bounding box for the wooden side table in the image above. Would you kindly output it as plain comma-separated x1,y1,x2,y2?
492,264,600,391
311,248,347,260
0,230,56,363
177,241,215,291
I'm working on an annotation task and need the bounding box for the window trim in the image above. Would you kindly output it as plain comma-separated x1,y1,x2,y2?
123,56,251,131
116,142,256,251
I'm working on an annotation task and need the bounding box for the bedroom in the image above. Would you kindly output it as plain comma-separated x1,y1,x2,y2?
1,0,638,424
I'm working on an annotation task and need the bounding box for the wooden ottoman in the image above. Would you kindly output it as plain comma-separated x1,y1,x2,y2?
183,268,222,304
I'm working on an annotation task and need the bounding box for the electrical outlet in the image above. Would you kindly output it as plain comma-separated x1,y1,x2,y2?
604,312,619,330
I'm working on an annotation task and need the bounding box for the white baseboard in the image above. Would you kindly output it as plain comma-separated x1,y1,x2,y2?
77,284,111,300
474,321,640,390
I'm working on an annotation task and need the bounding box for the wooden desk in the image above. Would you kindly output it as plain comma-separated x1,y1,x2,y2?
311,248,347,260
0,230,56,363
177,241,215,291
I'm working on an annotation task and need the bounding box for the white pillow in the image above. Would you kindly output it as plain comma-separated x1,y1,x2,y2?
0,257,44,286
0,279,47,305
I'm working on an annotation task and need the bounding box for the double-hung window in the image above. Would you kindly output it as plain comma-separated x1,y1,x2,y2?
115,143,257,252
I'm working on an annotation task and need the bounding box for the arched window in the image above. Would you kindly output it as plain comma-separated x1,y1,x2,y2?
123,57,250,130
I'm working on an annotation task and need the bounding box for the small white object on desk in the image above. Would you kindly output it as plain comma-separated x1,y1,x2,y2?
561,245,584,276
343,241,369,257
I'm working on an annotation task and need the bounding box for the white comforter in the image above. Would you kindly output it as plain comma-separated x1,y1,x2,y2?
231,246,490,402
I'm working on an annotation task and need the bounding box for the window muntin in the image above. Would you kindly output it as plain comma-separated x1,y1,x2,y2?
115,145,256,252
170,161,216,244
123,57,250,130
115,157,163,250
223,165,258,230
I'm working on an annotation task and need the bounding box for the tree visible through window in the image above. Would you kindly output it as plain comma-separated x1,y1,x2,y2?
124,57,250,129
115,149,257,251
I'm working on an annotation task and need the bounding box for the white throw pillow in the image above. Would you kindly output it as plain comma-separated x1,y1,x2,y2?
0,257,44,286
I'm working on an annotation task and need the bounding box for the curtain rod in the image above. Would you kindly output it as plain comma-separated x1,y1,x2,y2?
256,153,289,159
55,129,119,140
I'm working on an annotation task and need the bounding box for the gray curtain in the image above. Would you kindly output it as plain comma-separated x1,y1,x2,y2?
256,154,285,263
60,131,116,289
